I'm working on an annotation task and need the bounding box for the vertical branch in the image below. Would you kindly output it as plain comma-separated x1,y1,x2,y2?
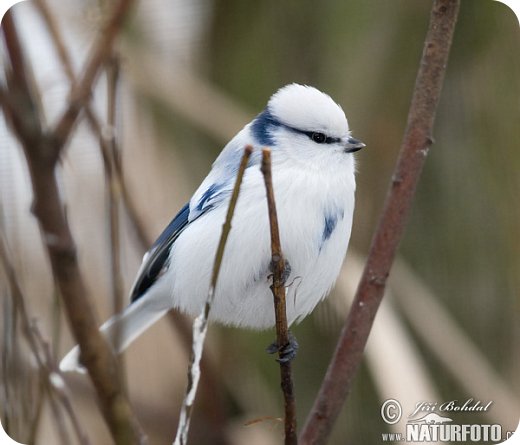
52,0,136,149
104,56,126,354
300,1,460,444
1,235,44,443
31,322,91,445
1,6,144,444
34,0,151,251
32,6,230,440
173,146,252,445
260,149,297,445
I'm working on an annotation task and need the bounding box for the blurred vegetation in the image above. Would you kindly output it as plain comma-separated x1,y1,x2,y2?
205,1,519,441
1,0,518,444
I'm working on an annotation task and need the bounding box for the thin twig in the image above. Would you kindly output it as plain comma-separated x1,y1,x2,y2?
260,149,297,445
31,322,91,445
1,240,39,444
27,378,46,445
33,0,75,81
34,5,231,441
32,2,67,347
34,0,151,251
104,56,127,363
166,312,231,443
300,1,460,443
1,10,144,445
0,232,91,445
1,13,44,145
45,384,73,445
52,0,136,151
173,146,252,445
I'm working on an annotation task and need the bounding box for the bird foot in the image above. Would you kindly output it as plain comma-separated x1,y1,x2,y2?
266,331,299,363
269,258,292,285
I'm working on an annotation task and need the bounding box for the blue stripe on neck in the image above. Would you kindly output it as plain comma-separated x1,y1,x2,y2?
251,108,281,146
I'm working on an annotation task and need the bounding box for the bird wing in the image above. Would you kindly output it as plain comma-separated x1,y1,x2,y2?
130,202,190,302
129,181,234,303
130,132,257,303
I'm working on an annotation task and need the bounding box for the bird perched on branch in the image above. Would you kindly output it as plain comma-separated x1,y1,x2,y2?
60,83,365,372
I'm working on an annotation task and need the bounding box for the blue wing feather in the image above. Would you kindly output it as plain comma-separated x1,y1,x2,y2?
192,182,227,217
130,203,191,302
130,143,259,303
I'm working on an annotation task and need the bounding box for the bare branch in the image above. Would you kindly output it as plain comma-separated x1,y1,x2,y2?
33,5,231,440
0,232,91,445
31,322,91,445
104,56,126,361
1,10,144,445
260,149,297,445
173,146,252,445
52,0,136,151
33,0,75,81
1,12,43,148
300,1,460,443
35,0,151,251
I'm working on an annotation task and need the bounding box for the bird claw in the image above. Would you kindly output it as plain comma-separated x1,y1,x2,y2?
266,332,299,363
269,259,292,285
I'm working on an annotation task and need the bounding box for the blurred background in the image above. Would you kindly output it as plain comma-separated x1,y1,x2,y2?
0,0,518,444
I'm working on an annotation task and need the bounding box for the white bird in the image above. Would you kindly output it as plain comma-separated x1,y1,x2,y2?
60,83,365,372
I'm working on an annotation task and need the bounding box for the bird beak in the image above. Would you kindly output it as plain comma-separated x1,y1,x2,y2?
344,137,366,153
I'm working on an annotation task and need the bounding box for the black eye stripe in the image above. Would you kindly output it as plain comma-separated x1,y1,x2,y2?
304,131,340,144
269,117,341,145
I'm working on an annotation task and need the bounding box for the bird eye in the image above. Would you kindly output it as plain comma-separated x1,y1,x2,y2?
311,132,327,144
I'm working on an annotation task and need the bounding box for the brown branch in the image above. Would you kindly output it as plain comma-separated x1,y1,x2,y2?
52,0,136,151
0,232,91,445
33,0,75,81
1,13,43,147
31,322,91,445
260,149,297,445
174,146,252,445
27,380,46,445
166,311,231,443
35,0,150,249
299,1,460,443
34,0,150,251
33,6,230,442
1,10,144,445
104,56,126,360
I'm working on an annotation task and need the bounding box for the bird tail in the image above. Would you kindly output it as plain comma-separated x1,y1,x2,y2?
59,296,169,373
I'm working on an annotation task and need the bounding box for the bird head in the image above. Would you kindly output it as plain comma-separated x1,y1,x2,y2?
251,84,365,164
